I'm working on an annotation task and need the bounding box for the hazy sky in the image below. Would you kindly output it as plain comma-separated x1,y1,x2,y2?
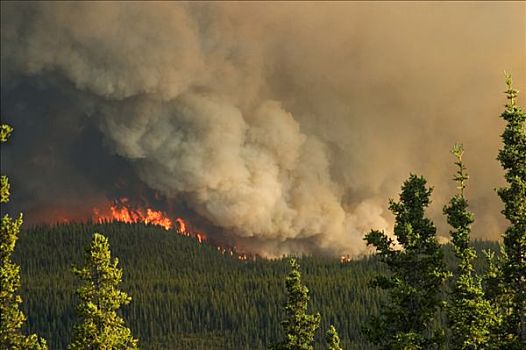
1,2,525,256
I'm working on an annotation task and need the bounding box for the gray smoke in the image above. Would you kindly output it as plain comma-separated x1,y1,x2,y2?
1,2,524,256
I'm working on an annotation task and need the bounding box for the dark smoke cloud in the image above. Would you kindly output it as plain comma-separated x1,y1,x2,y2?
1,2,524,256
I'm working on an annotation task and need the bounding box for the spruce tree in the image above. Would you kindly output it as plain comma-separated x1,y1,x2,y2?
326,325,343,350
0,124,47,349
272,258,320,350
69,233,138,350
364,174,449,349
494,73,526,348
444,144,495,349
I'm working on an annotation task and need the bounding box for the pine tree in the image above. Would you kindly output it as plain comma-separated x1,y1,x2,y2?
1,124,13,203
1,123,47,350
482,245,507,349
69,233,138,350
494,73,526,348
444,144,495,349
272,258,320,350
364,174,449,349
326,325,343,350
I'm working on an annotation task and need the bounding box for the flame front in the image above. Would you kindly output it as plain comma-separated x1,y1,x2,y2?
94,199,173,230
92,198,254,261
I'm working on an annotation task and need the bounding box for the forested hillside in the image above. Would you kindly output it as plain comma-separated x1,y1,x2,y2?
14,222,496,350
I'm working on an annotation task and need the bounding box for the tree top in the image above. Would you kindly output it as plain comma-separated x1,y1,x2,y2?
504,71,519,107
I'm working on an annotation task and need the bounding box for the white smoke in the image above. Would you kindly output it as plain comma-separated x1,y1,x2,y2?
1,2,389,256
99,92,387,256
1,2,524,256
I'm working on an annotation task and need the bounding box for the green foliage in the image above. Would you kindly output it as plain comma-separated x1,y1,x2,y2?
1,175,9,203
13,222,391,350
69,233,138,350
0,124,12,203
482,246,507,348
0,123,13,142
493,72,526,348
13,222,495,349
272,258,321,350
444,144,495,349
364,174,449,349
326,325,343,350
0,124,47,350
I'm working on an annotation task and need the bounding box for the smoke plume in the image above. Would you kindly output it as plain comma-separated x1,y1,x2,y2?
1,2,524,256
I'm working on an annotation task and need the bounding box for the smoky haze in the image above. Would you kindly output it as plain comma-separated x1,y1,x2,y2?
1,2,524,257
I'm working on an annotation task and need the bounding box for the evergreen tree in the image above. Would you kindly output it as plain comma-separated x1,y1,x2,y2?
69,233,138,350
444,144,495,349
272,258,320,350
326,325,343,350
1,124,13,203
482,245,507,348
0,123,47,350
494,73,526,348
364,174,449,349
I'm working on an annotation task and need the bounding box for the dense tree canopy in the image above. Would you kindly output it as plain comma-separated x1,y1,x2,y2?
11,221,497,349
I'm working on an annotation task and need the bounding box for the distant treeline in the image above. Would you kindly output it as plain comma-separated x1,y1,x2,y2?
14,222,496,350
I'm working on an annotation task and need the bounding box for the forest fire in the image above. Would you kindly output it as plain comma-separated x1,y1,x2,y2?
174,217,207,243
89,198,257,261
93,198,173,230
340,255,352,264
175,218,187,235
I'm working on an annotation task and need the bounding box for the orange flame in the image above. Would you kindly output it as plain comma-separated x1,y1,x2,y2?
196,232,206,244
92,198,254,261
340,255,352,264
93,200,173,230
175,218,187,234
144,208,173,230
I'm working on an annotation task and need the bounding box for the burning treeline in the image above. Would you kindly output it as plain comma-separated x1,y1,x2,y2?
1,2,525,257
93,198,174,231
92,198,252,261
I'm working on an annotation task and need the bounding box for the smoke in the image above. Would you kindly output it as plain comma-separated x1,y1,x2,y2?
1,2,524,256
